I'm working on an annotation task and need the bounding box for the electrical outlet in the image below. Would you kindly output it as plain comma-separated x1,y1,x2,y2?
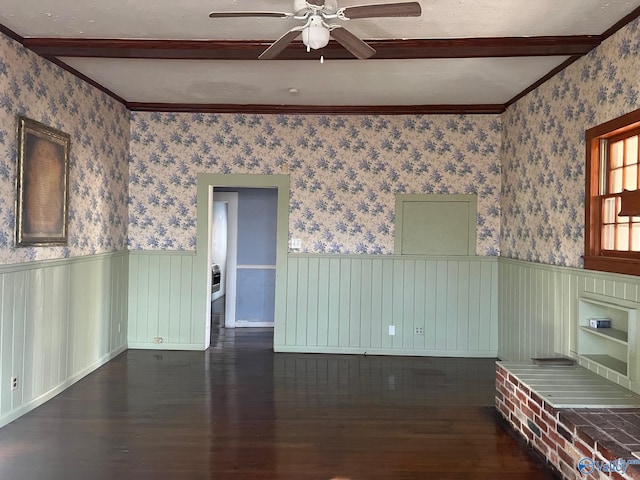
415,326,424,335
153,337,163,344
388,325,395,336
10,376,18,391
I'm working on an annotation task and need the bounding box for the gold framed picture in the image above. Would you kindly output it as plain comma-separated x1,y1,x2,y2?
16,117,70,246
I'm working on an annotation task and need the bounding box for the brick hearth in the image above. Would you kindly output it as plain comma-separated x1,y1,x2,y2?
496,363,640,480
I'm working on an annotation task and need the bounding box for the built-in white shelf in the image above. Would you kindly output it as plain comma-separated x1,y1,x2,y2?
579,354,628,376
577,292,638,381
579,326,628,344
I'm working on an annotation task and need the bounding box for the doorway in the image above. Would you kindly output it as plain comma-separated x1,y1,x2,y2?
195,174,290,350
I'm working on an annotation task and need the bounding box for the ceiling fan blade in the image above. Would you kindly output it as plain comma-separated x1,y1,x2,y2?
209,11,292,19
307,0,325,5
331,27,376,59
258,29,303,60
341,1,422,19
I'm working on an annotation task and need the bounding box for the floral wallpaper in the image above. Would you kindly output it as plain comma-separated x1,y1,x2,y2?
501,18,640,268
0,33,130,265
129,113,502,255
7,15,636,264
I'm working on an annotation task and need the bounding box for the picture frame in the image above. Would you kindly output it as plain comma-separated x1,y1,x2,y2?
16,116,70,246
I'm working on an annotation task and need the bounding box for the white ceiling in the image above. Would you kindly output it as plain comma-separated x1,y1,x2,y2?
1,0,640,108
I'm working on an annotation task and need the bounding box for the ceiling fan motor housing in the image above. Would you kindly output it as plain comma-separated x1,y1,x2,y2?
294,0,310,14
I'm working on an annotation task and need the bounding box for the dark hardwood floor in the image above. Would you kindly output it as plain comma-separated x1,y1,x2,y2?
0,301,557,479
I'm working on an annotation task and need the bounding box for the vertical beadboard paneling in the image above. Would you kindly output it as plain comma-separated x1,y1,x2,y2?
349,259,362,348
0,252,128,428
306,257,320,347
424,261,438,351
467,261,481,351
12,271,26,410
412,260,426,351
127,251,200,349
295,257,309,347
326,258,340,347
370,259,383,349
285,257,298,346
434,261,448,350
498,258,640,383
360,258,373,349
168,255,183,343
446,261,459,351
380,258,394,349
391,259,404,349
157,256,171,343
457,261,470,352
278,255,499,357
401,261,415,350
316,258,330,347
338,259,351,347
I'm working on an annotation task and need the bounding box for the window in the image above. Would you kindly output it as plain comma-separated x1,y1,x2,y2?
585,109,640,276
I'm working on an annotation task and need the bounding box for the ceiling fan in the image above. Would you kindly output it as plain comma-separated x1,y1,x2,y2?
209,1,422,60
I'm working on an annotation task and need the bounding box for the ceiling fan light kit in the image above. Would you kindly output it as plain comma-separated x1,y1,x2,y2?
209,1,422,60
301,17,331,50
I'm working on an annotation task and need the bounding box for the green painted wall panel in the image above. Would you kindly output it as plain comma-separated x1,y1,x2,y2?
285,257,298,346
1,273,15,415
457,261,470,352
135,255,150,343
12,271,27,409
391,260,404,349
157,257,173,343
327,258,341,347
446,262,459,351
434,261,448,350
424,261,438,351
380,259,394,349
359,259,373,349
280,255,498,356
401,261,415,350
349,259,362,348
179,255,194,344
369,260,383,348
467,261,481,351
338,259,351,347
0,252,128,428
167,255,183,343
306,257,319,347
316,258,330,347
296,258,309,347
412,261,426,351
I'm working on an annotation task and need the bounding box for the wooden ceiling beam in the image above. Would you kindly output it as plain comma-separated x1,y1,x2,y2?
125,102,506,115
23,36,601,61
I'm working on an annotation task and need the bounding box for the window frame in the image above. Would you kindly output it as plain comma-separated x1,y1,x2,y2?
585,109,640,276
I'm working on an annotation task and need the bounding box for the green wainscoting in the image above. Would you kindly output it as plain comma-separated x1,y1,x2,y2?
277,255,499,356
498,258,640,393
127,251,202,350
0,251,128,428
